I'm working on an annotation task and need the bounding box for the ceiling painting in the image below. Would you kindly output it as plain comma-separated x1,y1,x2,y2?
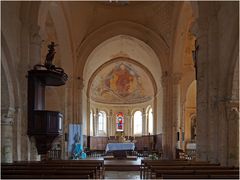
90,60,154,104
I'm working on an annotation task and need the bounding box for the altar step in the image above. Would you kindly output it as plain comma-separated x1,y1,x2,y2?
104,159,141,171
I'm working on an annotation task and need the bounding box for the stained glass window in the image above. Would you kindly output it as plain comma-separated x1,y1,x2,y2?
116,112,124,131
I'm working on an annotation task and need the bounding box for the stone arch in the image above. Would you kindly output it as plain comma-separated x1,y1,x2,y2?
76,20,169,78
83,34,163,137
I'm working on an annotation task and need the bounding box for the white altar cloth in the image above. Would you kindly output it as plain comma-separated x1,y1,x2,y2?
105,143,135,152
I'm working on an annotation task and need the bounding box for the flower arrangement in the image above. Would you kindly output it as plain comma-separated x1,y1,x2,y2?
148,153,158,160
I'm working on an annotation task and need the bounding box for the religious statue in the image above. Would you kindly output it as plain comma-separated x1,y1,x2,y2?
71,132,82,160
45,42,56,70
34,42,65,74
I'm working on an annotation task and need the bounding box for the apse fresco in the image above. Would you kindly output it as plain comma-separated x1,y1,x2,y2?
90,61,154,104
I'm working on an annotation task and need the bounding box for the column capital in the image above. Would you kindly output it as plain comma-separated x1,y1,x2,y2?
161,75,170,87
1,107,15,125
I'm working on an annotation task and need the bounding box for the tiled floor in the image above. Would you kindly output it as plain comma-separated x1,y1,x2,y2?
105,171,140,179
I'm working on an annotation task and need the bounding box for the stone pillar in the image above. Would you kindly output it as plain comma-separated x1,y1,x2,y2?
226,103,239,166
95,108,99,136
142,108,147,135
63,77,74,159
109,110,113,136
191,18,209,161
179,102,185,150
172,73,181,158
29,136,40,161
161,75,173,159
1,108,15,163
206,11,220,164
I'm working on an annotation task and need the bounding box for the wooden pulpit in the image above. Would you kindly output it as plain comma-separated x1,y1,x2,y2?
27,42,68,155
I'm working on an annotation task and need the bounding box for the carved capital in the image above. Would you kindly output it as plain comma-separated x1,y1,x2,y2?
1,107,15,125
161,75,170,87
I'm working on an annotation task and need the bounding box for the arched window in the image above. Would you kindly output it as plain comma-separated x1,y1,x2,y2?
148,108,153,135
134,111,142,135
90,110,93,136
98,111,107,135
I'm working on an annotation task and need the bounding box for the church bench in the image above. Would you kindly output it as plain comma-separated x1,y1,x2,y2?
161,174,239,179
2,169,95,179
44,159,105,178
154,169,239,179
149,166,238,179
6,160,105,178
140,159,216,178
1,174,91,179
2,166,98,178
2,161,103,179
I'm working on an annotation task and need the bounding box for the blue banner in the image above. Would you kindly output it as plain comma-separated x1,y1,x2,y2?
68,124,82,153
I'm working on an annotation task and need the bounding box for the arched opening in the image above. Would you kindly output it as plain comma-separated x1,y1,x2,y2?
133,111,143,136
184,80,197,159
83,34,161,138
97,111,107,136
147,107,153,135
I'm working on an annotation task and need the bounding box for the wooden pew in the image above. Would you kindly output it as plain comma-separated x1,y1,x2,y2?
150,165,238,179
155,169,239,179
2,174,91,179
162,174,239,179
140,159,217,178
2,160,104,179
2,169,95,179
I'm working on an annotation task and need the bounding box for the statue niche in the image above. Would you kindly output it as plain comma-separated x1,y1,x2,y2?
27,42,68,156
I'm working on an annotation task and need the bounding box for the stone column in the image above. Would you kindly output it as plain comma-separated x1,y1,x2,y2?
172,73,181,158
1,108,15,163
179,102,185,150
29,136,40,161
142,108,147,135
63,77,74,159
226,103,239,166
161,75,173,159
191,18,209,161
109,110,113,136
28,30,41,160
95,108,99,136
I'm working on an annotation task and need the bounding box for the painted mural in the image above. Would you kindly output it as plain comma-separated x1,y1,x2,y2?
90,61,154,104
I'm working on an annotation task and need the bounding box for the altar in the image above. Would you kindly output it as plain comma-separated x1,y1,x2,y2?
105,143,135,159
105,143,135,153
